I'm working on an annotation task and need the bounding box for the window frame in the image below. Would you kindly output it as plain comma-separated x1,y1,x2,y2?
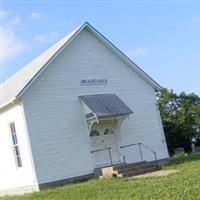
104,128,114,135
90,130,100,137
9,122,23,168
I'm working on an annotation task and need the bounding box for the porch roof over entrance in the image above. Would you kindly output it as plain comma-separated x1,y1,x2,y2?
79,94,133,117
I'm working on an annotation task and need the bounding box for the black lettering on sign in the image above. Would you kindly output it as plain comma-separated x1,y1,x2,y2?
80,79,108,86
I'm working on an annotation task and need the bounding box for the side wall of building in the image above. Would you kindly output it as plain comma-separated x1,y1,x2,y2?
0,105,38,196
22,28,169,185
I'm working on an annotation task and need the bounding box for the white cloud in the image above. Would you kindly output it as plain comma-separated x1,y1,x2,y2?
0,26,25,63
126,47,150,57
192,16,200,25
29,12,42,20
7,16,21,26
34,32,58,43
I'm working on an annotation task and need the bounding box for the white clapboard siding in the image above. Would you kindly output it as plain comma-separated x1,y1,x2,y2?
0,105,38,194
22,29,168,184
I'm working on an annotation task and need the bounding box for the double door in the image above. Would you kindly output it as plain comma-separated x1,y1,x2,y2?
90,123,121,167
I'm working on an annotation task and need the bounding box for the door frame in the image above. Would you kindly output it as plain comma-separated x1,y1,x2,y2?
89,120,122,168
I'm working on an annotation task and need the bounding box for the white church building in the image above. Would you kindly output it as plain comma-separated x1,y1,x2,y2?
0,22,169,196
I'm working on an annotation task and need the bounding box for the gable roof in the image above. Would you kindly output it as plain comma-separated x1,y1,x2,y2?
0,22,161,109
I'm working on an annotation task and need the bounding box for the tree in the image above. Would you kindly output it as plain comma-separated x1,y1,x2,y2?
157,89,200,155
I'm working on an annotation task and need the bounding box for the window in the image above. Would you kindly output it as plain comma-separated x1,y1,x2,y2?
104,128,114,135
10,122,22,167
90,130,100,137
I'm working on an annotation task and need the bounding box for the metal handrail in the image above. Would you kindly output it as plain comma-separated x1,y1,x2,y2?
120,143,143,160
110,147,126,165
91,142,158,168
91,147,126,166
120,142,158,168
91,147,113,166
91,147,110,153
140,142,158,167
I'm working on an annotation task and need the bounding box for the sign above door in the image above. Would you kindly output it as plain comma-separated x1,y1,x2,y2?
80,79,108,86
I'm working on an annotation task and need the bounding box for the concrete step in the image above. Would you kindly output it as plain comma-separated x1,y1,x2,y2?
122,165,157,178
117,162,156,174
113,161,147,171
96,161,159,179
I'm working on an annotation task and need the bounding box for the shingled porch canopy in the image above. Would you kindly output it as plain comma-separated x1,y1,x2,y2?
79,94,133,131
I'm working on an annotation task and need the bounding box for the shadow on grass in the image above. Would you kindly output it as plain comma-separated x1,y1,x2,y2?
164,152,200,167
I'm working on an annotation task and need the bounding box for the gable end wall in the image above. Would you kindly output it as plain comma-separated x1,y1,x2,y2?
22,29,169,184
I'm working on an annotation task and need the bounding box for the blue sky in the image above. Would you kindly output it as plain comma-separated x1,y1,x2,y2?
1,1,200,95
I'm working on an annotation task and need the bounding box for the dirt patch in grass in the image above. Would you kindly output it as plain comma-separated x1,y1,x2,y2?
132,170,179,178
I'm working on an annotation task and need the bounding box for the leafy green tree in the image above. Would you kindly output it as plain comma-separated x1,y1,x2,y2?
157,89,200,154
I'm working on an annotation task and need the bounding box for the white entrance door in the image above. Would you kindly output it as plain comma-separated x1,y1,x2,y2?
90,123,121,167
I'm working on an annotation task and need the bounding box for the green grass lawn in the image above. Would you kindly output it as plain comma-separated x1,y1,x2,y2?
2,153,200,200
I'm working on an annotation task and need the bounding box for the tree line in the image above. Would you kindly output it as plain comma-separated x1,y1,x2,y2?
157,89,200,155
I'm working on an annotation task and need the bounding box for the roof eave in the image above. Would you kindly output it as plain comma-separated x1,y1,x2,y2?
0,97,19,112
17,22,89,100
2,22,162,109
84,22,162,91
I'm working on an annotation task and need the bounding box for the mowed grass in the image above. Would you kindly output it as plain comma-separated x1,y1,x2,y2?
2,153,200,200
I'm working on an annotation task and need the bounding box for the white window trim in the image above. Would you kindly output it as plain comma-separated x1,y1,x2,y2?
9,122,23,168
